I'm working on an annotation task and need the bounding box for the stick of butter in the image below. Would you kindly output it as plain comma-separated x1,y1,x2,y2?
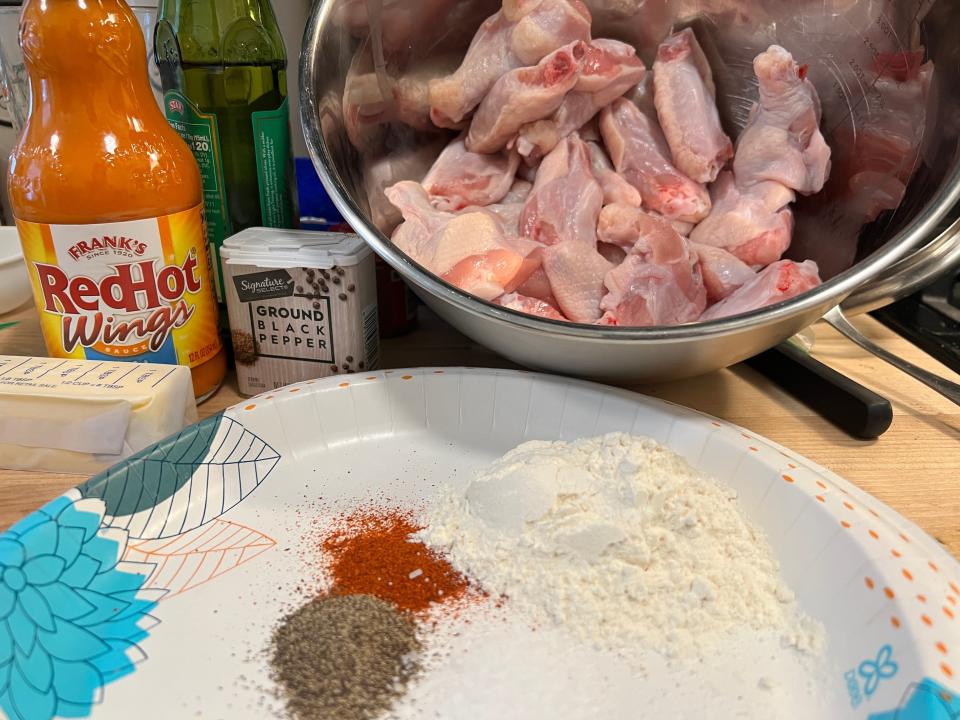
0,356,198,474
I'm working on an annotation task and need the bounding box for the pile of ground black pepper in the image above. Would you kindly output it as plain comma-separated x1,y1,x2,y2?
271,594,421,720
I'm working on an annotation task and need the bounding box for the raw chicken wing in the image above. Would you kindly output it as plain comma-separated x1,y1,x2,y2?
596,203,694,252
542,242,613,323
520,134,604,246
497,292,567,320
443,250,527,300
734,46,832,194
650,212,694,237
600,98,710,223
518,135,608,321
429,0,591,127
653,28,733,183
503,178,533,203
468,200,526,234
587,141,642,207
618,69,709,235
700,260,821,321
468,178,533,232
467,41,587,153
690,243,756,302
386,181,538,300
422,135,521,211
516,39,646,160
596,204,706,326
689,172,795,266
513,265,556,305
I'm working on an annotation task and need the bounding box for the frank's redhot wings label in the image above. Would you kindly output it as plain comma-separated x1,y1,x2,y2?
16,205,222,367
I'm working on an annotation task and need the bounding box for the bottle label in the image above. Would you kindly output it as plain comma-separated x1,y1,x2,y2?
251,97,295,229
16,205,223,369
164,90,232,302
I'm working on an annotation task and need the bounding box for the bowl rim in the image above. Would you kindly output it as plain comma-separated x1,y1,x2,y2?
299,2,960,342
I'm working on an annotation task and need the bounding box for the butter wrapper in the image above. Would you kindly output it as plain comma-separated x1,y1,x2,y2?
0,356,198,474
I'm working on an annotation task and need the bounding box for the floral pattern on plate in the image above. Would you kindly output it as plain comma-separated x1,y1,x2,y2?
0,494,159,720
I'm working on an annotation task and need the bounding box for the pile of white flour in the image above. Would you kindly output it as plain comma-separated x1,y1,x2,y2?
420,433,822,659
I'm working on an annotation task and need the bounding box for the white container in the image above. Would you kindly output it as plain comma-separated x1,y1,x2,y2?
221,228,379,396
0,226,32,315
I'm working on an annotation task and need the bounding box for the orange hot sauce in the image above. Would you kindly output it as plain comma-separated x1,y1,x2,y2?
8,0,226,400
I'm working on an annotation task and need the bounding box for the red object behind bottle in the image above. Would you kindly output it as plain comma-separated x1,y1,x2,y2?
376,257,419,338
329,221,418,337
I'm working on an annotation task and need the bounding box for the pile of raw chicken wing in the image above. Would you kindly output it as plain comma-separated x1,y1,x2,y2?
383,0,833,326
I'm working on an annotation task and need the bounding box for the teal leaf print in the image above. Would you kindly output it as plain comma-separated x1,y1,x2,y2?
79,415,281,540
78,415,224,518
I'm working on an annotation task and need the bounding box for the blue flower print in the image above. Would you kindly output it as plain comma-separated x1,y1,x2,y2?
0,494,161,720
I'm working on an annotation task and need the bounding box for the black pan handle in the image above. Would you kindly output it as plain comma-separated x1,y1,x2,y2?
744,342,893,440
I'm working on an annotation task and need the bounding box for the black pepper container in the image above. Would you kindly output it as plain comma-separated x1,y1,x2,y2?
220,228,379,396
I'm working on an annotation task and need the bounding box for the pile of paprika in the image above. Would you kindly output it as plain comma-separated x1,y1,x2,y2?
321,508,475,614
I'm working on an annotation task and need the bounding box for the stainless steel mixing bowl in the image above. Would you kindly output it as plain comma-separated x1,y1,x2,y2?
301,0,960,382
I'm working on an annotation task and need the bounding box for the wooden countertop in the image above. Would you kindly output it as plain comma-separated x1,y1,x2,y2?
1,302,958,556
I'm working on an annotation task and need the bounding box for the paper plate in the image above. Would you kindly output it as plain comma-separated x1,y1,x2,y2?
1,368,957,720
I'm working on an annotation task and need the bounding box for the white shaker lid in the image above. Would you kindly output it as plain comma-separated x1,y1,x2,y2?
220,228,373,269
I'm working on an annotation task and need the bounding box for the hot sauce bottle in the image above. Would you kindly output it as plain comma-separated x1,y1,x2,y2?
8,0,227,401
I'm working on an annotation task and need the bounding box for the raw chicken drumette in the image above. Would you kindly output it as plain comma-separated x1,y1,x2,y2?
734,45,832,194
700,260,821,321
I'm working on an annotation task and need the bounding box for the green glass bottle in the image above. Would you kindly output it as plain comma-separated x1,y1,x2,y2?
155,0,296,302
